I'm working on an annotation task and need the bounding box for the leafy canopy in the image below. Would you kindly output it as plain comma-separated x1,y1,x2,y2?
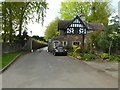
59,1,112,26
44,18,59,41
2,1,48,43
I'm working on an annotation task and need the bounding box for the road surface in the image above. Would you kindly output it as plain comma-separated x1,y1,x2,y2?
2,47,118,88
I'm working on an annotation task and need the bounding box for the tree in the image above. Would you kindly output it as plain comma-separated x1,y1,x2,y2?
60,2,90,20
59,1,112,26
88,2,111,26
0,3,2,34
2,1,48,43
87,30,102,53
44,18,59,41
98,30,111,52
97,15,120,54
87,15,120,55
108,31,120,56
109,15,119,32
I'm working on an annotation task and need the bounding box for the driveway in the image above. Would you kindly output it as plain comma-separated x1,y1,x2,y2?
2,47,118,88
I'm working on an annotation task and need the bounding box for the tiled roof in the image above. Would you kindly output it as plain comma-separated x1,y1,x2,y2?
58,20,104,30
58,20,72,30
89,23,104,30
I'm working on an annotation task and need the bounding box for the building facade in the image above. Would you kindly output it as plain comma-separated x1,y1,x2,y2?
50,15,104,48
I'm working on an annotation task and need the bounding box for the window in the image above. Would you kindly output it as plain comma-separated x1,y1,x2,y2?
67,28,74,34
72,41,81,46
62,41,67,46
79,28,84,34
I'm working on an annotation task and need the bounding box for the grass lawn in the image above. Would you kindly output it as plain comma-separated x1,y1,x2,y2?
0,51,23,70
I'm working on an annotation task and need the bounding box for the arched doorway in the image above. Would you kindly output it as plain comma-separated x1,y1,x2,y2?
52,40,60,48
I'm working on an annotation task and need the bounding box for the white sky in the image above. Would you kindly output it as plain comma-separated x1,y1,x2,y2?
27,0,120,37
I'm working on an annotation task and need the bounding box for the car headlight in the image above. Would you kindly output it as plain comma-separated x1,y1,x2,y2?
55,49,58,52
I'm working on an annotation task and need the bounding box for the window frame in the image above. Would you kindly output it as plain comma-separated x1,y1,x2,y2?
62,41,68,46
72,41,81,46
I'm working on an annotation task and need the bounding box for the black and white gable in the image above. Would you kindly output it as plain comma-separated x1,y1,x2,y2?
66,15,87,34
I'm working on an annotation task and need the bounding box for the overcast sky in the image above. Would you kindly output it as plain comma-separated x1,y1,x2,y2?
27,0,120,37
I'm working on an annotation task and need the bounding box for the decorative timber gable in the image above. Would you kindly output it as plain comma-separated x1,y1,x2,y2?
58,15,104,35
66,15,87,34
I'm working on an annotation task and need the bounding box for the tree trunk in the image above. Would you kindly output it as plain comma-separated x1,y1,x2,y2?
18,3,29,36
18,7,24,36
109,40,112,56
9,8,13,43
3,7,7,43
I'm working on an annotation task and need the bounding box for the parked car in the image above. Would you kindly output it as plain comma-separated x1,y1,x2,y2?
53,46,67,56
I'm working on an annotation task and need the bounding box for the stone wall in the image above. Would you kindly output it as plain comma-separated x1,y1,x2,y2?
2,38,34,54
2,43,23,54
2,38,33,54
2,38,48,54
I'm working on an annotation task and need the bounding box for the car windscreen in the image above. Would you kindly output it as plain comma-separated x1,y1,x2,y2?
56,47,64,49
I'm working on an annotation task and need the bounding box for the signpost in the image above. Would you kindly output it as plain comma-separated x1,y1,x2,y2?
30,31,33,52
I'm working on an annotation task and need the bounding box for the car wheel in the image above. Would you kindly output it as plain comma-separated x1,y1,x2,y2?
65,53,67,56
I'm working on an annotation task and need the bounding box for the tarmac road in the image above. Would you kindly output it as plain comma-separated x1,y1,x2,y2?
2,47,118,88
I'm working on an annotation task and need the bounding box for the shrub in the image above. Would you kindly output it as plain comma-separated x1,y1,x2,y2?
72,45,81,53
65,46,73,52
72,45,81,57
109,55,120,61
81,53,96,61
100,53,109,59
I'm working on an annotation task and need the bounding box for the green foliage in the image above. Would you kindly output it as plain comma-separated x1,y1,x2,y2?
59,1,112,26
109,55,120,61
65,45,81,57
2,2,48,43
60,2,90,20
32,38,47,45
86,30,101,53
100,53,109,59
98,29,120,54
80,53,96,61
72,45,81,53
100,53,120,61
110,15,119,26
64,46,73,55
72,45,81,57
44,18,59,41
97,15,120,54
97,31,110,52
2,51,22,69
65,46,73,51
32,38,47,51
14,30,29,46
32,36,46,42
87,2,111,26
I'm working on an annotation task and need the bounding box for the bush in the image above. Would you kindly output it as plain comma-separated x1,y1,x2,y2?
72,45,81,53
81,53,96,61
100,53,109,59
109,55,120,61
65,46,73,52
72,45,81,57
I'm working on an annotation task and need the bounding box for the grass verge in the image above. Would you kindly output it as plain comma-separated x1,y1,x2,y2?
0,51,23,70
